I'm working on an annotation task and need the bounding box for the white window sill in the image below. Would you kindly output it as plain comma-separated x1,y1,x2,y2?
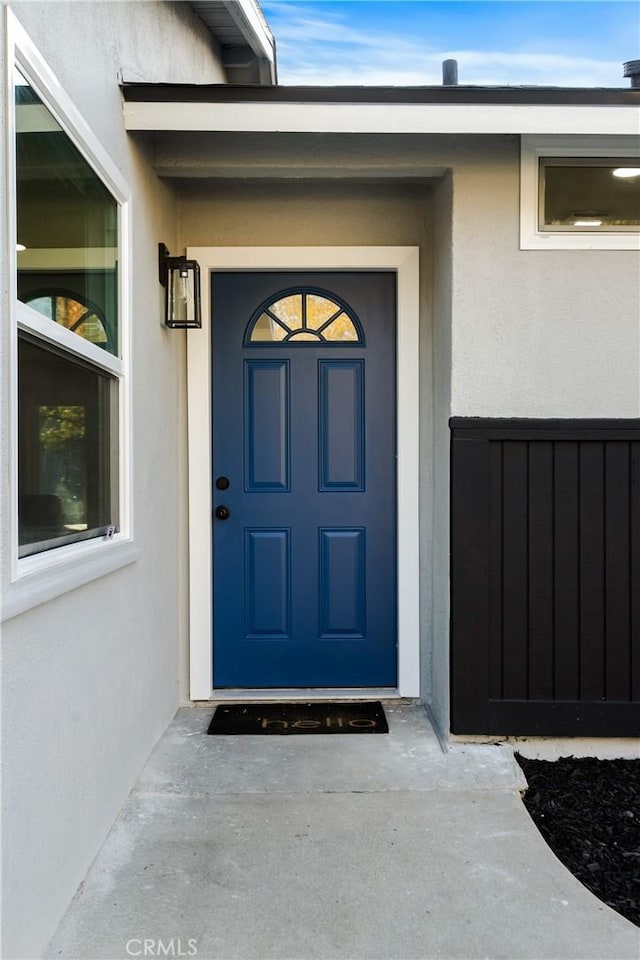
1,538,141,622
521,231,640,251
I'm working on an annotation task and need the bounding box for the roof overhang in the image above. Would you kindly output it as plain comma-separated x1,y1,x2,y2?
123,84,640,135
189,1,276,85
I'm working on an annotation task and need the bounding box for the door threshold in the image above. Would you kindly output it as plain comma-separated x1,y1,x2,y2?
204,687,401,703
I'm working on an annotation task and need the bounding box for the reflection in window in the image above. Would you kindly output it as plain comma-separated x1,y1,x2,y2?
26,292,110,347
247,290,362,344
18,336,116,556
541,159,640,231
15,68,118,353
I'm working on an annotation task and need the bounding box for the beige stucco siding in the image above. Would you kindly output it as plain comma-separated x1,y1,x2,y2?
448,137,640,417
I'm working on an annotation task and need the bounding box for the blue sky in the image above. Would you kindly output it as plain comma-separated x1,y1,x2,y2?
261,1,639,86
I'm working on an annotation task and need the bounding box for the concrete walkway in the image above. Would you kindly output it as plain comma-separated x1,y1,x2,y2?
46,704,639,960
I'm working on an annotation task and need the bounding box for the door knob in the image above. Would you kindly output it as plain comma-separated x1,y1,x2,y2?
216,476,230,490
215,505,231,521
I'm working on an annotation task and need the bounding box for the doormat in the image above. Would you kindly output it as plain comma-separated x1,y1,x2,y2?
207,701,389,735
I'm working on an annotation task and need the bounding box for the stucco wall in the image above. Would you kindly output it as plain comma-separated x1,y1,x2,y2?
177,179,429,250
447,137,640,418
428,174,453,736
0,5,225,957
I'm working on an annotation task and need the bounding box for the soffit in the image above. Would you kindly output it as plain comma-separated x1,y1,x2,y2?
189,2,274,59
188,1,275,83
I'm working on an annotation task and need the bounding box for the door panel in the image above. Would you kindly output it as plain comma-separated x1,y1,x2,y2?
244,360,290,491
319,528,366,638
244,529,291,638
212,271,397,688
318,360,364,490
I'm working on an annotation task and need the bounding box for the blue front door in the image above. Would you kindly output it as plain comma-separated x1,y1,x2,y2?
212,271,397,688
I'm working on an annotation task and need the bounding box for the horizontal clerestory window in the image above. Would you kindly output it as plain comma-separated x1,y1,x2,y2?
520,136,640,250
540,157,640,232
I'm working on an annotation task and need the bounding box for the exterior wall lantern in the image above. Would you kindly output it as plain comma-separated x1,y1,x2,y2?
159,243,201,329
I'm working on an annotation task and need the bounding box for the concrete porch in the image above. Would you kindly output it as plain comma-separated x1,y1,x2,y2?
46,704,639,959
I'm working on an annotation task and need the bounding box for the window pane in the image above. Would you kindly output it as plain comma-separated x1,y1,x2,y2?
269,294,303,329
306,294,340,329
542,160,640,230
18,336,117,556
250,312,288,341
15,68,119,353
322,313,359,341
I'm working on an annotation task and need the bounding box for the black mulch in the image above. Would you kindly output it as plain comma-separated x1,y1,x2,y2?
516,755,640,928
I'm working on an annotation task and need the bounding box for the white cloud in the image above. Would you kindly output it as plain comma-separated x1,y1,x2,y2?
265,3,627,86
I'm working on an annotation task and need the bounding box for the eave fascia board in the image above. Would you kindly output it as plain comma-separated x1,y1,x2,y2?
121,84,640,105
123,100,640,136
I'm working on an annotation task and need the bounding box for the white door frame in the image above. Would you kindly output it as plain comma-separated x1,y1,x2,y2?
186,246,420,700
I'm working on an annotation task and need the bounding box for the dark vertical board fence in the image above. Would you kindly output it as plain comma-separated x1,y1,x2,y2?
450,419,640,736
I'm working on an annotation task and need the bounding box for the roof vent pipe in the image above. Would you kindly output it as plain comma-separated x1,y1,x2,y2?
623,60,640,87
442,59,458,85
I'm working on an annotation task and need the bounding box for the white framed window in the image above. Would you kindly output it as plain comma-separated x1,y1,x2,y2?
2,12,137,620
520,135,640,250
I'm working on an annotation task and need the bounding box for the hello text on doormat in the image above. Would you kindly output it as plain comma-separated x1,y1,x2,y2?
207,701,389,735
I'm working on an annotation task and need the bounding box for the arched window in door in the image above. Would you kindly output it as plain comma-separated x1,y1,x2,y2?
245,288,364,345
